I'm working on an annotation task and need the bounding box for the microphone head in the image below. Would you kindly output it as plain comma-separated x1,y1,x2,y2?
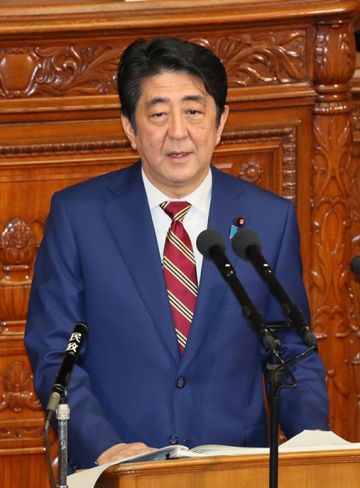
196,229,225,258
73,321,88,335
232,230,261,259
350,255,360,276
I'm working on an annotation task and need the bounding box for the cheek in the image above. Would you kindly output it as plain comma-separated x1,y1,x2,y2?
137,128,165,152
195,127,219,152
195,123,218,141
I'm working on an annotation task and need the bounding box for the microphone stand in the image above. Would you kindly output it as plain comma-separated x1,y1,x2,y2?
263,322,316,488
267,333,287,488
195,233,317,488
56,391,70,488
268,342,281,488
43,322,88,487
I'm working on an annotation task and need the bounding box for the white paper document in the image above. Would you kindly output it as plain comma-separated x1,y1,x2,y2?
67,430,360,488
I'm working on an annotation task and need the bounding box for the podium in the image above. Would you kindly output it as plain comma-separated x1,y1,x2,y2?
95,449,360,488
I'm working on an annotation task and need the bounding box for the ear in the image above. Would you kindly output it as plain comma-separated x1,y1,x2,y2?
121,114,137,150
215,105,229,145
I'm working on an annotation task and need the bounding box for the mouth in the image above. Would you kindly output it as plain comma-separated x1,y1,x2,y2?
167,151,191,160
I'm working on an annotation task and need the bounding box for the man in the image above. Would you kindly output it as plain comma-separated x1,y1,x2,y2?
25,37,329,471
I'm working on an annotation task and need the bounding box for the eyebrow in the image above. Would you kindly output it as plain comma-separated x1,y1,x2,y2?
145,95,207,109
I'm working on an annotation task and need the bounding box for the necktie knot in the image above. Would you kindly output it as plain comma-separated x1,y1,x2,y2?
160,201,191,222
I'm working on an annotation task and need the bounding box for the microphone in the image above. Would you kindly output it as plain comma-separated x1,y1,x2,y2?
45,321,88,426
231,230,317,348
350,255,360,276
196,229,276,351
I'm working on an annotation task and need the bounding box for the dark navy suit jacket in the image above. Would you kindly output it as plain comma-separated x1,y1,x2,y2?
25,163,329,469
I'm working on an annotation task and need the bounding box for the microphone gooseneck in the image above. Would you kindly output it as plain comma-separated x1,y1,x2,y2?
231,230,317,348
196,229,276,352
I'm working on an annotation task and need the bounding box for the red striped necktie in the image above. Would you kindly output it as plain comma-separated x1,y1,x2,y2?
160,201,198,354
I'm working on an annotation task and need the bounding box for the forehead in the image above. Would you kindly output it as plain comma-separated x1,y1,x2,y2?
137,71,210,105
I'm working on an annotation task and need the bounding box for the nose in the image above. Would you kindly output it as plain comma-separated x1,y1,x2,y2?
167,111,188,140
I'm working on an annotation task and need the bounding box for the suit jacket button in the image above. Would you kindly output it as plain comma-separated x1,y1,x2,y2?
176,376,186,389
168,434,179,445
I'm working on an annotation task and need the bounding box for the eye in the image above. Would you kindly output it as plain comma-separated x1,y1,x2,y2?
151,112,166,118
186,109,204,119
149,111,168,123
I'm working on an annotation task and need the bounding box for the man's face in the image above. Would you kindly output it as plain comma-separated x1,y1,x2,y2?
121,71,229,198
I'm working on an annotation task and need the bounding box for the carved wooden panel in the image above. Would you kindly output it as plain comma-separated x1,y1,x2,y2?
0,28,308,101
311,18,358,438
0,1,359,487
350,61,360,442
194,30,308,86
217,126,298,200
0,45,121,99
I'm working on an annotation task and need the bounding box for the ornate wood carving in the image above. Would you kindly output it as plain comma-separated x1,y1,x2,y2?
0,29,306,100
353,350,360,440
0,139,130,158
0,361,41,414
0,45,121,98
311,18,357,437
0,219,43,450
238,158,264,184
0,1,359,487
193,30,307,86
0,219,36,335
315,21,355,93
220,127,297,200
0,219,36,268
0,425,43,441
350,103,360,441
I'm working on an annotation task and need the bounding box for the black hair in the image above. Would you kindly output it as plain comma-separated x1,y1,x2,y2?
117,37,227,129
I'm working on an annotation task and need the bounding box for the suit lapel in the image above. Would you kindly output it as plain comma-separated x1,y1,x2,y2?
103,164,180,362
180,168,246,369
102,164,248,368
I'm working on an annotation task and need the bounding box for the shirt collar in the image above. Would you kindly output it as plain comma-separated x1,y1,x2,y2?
142,168,212,214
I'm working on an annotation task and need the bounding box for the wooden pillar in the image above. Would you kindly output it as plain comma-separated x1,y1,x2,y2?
311,17,358,439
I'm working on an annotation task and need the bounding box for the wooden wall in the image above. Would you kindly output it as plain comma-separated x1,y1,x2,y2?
0,1,359,486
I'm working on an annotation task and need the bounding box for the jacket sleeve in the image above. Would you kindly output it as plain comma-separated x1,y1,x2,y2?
25,192,122,470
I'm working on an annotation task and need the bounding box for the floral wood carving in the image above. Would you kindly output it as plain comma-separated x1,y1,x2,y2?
314,20,356,115
350,103,360,441
238,159,264,184
0,425,44,441
0,45,122,98
221,126,297,201
0,361,41,413
0,127,297,200
311,115,352,335
311,112,353,434
314,21,356,87
0,31,306,100
0,219,36,268
192,30,307,86
0,219,37,335
311,18,357,437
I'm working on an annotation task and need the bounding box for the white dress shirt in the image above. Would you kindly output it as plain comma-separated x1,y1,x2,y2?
142,169,212,284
